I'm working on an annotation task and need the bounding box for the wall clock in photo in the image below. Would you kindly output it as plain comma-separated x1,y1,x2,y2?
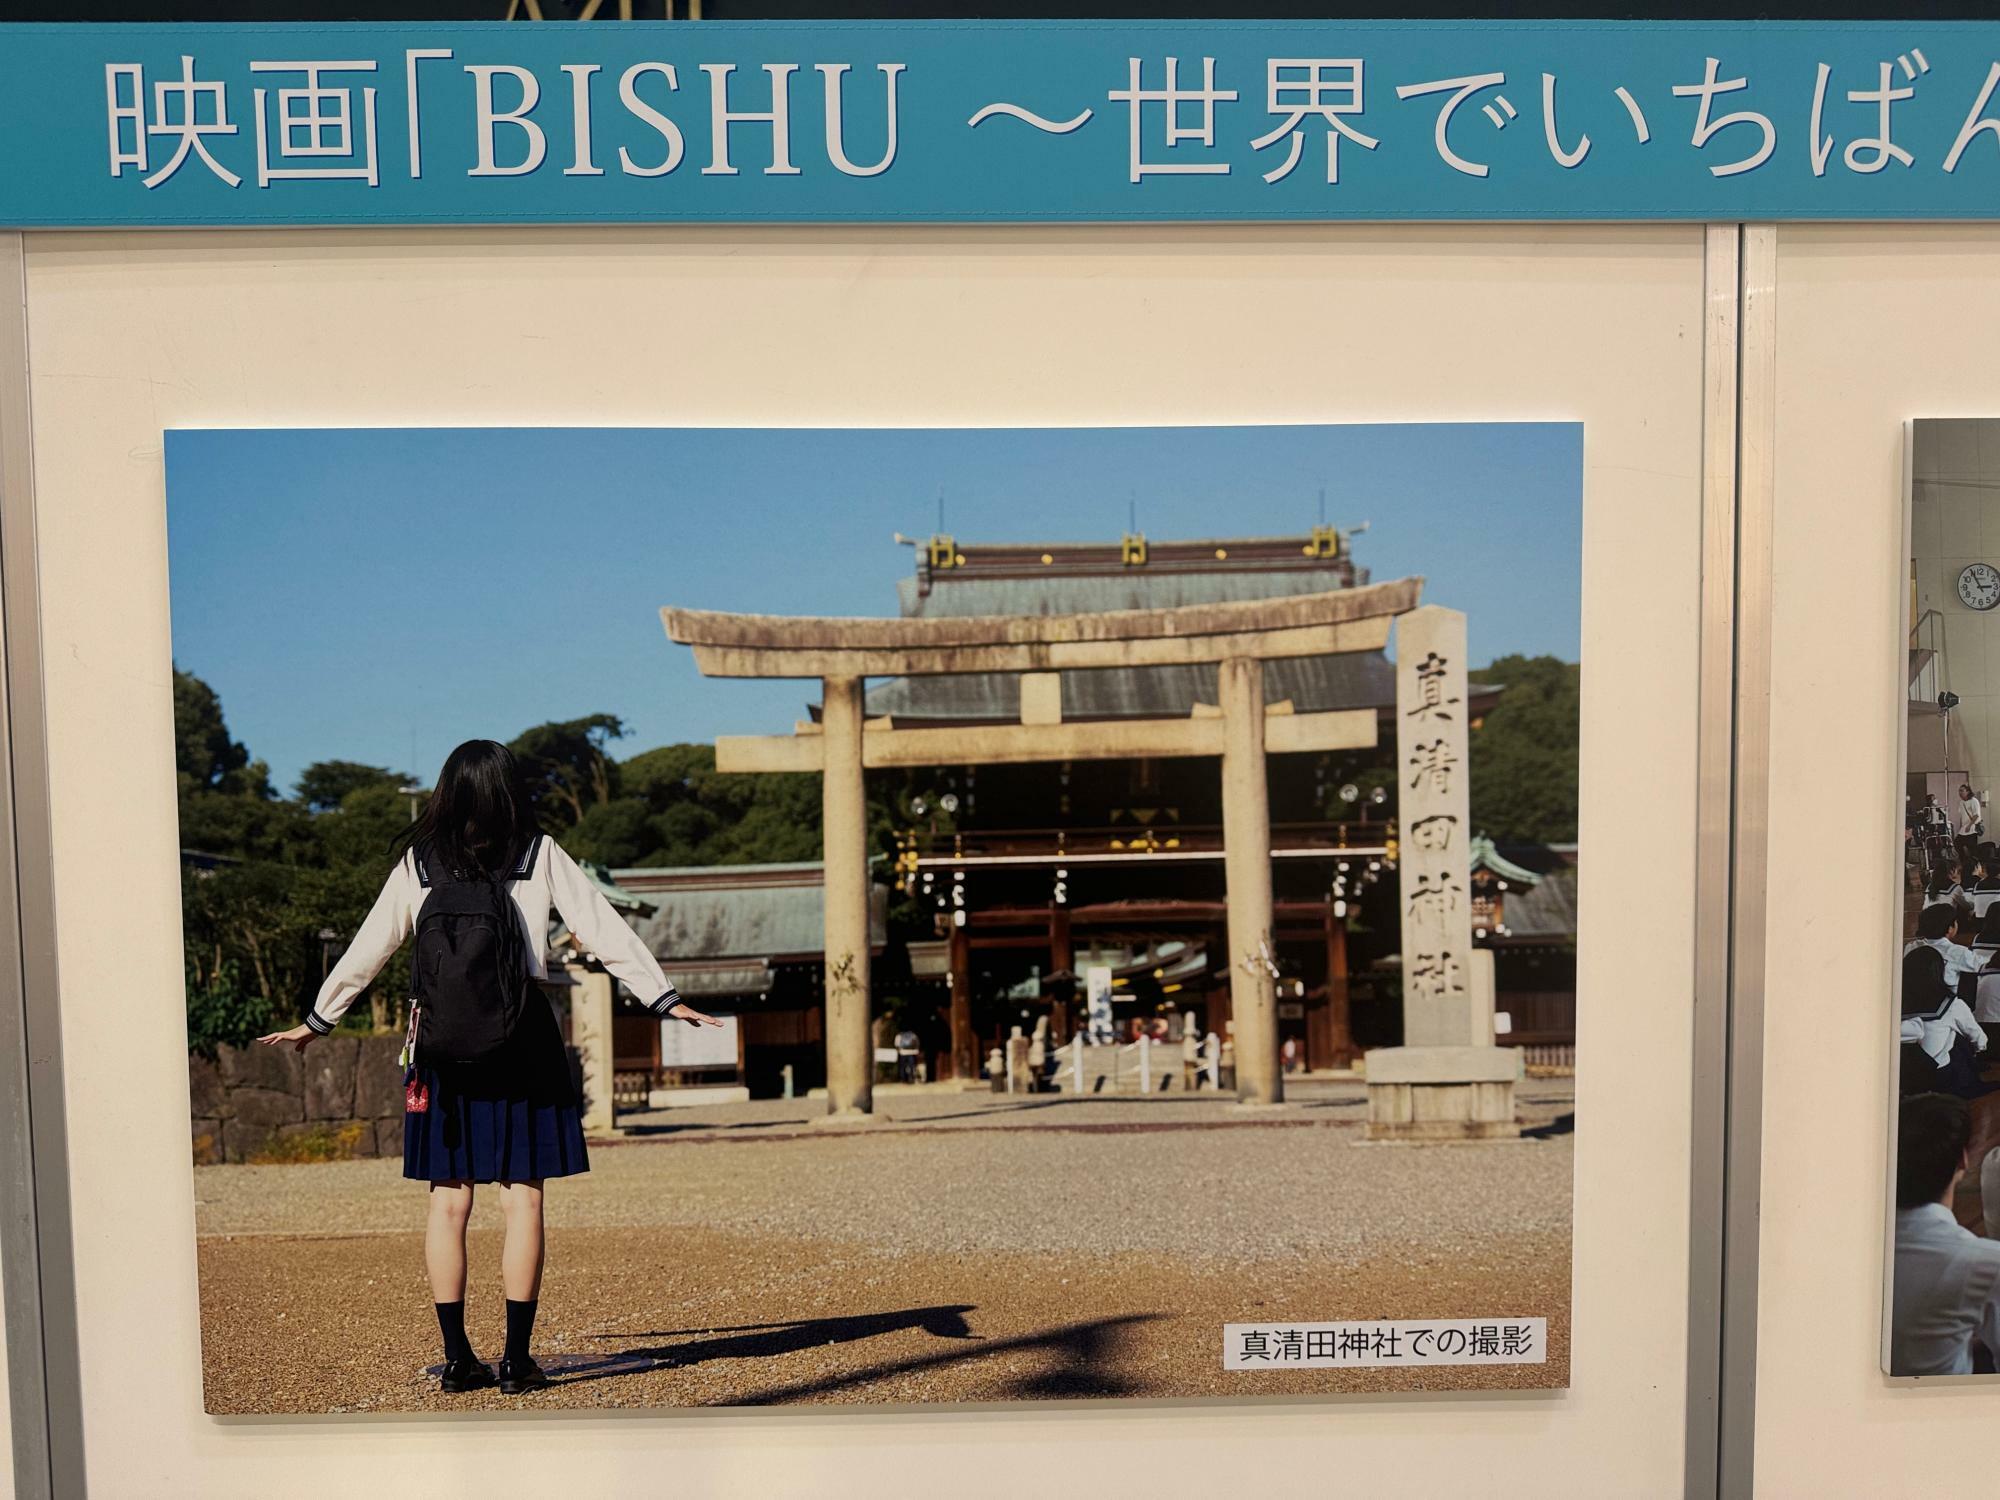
1960,563,2000,611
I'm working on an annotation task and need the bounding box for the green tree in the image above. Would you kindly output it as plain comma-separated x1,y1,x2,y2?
181,862,312,1007
296,759,406,812
176,669,411,1044
174,667,274,798
313,780,416,869
174,667,249,789
568,797,660,868
600,742,822,868
1466,655,1580,844
510,714,626,831
183,955,273,1057
174,667,308,865
621,742,712,801
176,787,318,865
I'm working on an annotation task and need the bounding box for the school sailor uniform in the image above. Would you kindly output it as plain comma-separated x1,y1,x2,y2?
305,834,683,1183
1908,934,1985,992
1901,991,1989,1100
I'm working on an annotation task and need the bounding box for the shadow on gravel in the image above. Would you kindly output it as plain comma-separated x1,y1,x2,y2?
722,1312,1165,1405
562,1305,979,1388
619,1117,813,1137
896,1098,1072,1124
562,1308,1163,1403
1523,1112,1576,1139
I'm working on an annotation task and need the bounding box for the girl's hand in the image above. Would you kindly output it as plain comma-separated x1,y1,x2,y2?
256,1024,318,1052
667,1002,724,1028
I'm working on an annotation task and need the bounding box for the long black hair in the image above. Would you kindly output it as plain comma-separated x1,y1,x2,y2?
1903,944,1953,1019
392,739,540,878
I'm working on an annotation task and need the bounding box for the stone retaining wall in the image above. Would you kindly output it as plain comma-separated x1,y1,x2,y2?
190,1035,406,1165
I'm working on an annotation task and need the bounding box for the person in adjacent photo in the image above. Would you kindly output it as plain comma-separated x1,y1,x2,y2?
1927,860,1973,913
1961,784,1988,871
1910,903,1984,991
1901,945,1989,1100
1974,947,2000,1029
256,739,721,1396
1892,1092,2000,1376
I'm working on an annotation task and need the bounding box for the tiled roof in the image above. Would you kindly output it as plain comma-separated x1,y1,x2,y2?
1503,860,1577,943
611,862,888,962
866,652,1404,723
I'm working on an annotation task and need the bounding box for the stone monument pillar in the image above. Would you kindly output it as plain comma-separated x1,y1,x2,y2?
1365,606,1522,1140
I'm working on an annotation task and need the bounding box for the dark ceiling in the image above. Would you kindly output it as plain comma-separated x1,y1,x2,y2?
13,2,2000,22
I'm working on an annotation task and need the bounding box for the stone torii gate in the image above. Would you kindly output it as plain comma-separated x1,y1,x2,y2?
662,581,1517,1136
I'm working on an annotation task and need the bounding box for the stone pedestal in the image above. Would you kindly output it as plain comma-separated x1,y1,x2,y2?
566,964,618,1137
1363,1041,1522,1141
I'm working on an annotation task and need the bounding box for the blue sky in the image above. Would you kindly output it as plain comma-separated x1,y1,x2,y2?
164,424,1581,795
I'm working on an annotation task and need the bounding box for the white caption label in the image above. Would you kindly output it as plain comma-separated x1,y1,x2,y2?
1223,1318,1547,1369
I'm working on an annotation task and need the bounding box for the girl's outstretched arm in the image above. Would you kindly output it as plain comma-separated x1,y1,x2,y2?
546,841,721,1028
259,856,416,1051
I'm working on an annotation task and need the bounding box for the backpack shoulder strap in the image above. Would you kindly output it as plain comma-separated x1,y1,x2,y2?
412,846,434,890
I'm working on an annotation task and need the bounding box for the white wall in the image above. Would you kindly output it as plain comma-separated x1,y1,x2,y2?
23,224,1709,1498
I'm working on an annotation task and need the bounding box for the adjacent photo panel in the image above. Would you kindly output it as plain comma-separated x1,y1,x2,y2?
1892,417,2000,1377
166,421,1581,1412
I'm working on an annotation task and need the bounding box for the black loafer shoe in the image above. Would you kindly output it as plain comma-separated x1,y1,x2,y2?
439,1357,496,1393
498,1356,549,1395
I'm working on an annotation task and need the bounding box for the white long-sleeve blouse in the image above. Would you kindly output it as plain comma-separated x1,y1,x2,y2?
302,834,681,1035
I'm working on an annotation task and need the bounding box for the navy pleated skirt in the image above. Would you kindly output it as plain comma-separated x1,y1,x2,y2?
403,998,590,1183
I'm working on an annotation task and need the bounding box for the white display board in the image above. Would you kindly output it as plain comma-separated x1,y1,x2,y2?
1756,225,2000,1490
660,1012,739,1071
22,224,1709,1497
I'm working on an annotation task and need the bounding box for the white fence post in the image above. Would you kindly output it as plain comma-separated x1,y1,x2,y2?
1074,1038,1085,1094
1140,1035,1152,1095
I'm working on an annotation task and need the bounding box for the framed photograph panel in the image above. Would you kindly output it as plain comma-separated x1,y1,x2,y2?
22,223,1711,1494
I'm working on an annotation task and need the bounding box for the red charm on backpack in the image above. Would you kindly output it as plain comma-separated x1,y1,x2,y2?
402,1002,428,1112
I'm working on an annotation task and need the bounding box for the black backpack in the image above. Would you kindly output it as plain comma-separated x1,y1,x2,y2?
411,835,542,1066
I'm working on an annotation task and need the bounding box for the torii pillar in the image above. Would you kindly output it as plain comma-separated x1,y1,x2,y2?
1221,656,1281,1106
821,676,873,1118
1365,605,1521,1140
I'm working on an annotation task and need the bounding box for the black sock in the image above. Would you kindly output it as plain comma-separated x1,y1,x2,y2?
504,1298,538,1366
435,1301,473,1365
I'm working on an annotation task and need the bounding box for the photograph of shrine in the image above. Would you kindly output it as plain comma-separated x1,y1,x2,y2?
168,422,1582,1412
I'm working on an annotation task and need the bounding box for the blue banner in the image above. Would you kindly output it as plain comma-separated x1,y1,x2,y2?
10,20,2000,224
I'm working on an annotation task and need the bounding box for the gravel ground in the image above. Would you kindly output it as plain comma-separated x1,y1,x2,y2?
610,1075,1577,1139
199,1228,1571,1413
194,1093,1573,1412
